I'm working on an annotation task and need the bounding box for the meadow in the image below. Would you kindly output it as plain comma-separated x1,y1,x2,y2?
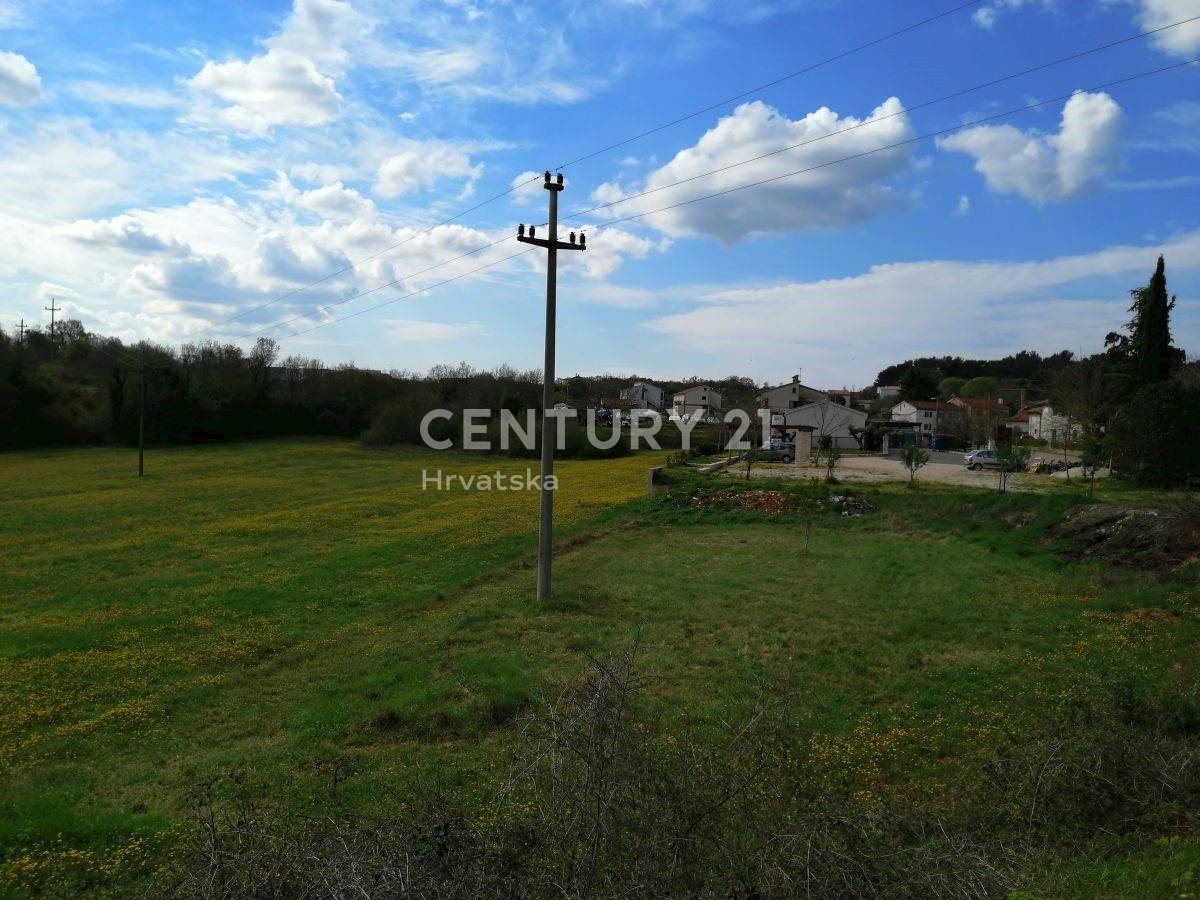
1,439,1198,895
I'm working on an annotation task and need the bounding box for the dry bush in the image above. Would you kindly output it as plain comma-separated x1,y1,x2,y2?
165,653,1200,899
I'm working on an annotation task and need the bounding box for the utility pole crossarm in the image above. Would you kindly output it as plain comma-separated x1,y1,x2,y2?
516,234,587,252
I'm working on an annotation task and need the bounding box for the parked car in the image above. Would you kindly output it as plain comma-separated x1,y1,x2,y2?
756,442,796,464
964,448,1001,470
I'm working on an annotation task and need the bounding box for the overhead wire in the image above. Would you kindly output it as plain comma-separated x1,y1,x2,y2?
560,14,1200,226
280,54,1198,342
209,0,989,330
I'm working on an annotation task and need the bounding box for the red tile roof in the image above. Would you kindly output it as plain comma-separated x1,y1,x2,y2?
907,401,956,411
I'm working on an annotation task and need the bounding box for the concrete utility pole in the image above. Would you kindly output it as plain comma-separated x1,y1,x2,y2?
517,171,586,600
44,298,60,340
138,344,146,477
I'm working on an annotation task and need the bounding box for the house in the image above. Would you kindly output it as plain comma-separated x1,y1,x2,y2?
671,385,722,422
890,400,961,443
1007,406,1034,437
776,400,867,450
1021,402,1077,445
620,381,664,410
950,397,1010,447
756,374,827,412
878,385,901,399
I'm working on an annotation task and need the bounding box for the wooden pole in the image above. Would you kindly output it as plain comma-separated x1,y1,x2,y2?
138,345,145,477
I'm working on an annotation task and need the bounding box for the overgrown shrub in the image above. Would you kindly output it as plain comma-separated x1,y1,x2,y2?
1109,380,1200,488
163,650,1200,898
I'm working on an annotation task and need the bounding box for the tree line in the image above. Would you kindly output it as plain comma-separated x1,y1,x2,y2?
0,322,752,454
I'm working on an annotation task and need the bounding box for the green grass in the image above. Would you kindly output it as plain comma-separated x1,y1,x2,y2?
1,441,1198,894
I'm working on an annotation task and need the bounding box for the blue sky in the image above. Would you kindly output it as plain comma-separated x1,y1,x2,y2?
1,0,1198,388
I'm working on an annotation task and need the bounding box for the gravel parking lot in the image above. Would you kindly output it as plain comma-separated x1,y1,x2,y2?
743,454,1039,489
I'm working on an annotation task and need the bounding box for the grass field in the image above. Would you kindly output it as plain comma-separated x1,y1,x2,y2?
1,440,1199,895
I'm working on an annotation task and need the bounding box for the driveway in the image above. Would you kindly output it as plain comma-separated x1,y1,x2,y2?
741,454,1039,490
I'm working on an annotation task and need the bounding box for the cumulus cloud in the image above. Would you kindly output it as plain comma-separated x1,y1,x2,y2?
188,48,342,134
643,230,1200,387
0,50,41,106
587,98,917,243
266,0,366,69
510,170,545,206
185,0,369,134
1133,0,1200,57
938,91,1124,203
269,172,377,222
373,143,482,199
54,214,184,254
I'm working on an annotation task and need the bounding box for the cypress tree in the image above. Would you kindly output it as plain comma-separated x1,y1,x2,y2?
1126,255,1179,387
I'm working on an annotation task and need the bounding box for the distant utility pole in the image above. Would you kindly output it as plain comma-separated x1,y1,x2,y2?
45,297,60,340
517,171,586,600
138,344,146,477
17,318,27,344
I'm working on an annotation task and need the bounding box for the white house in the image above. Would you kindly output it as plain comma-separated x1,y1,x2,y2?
620,381,664,410
1025,403,1077,445
756,374,827,412
890,400,961,439
878,385,901,399
671,385,722,422
777,400,867,450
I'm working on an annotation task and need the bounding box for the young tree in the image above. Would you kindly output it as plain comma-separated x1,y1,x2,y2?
901,443,929,488
821,444,841,482
1076,433,1109,499
994,442,1030,493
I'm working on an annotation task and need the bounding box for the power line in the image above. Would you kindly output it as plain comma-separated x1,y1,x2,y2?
279,54,1196,344
553,0,988,171
229,13,1197,342
209,1,986,330
240,233,528,340
217,176,541,327
561,15,1200,226
276,247,535,342
574,56,1200,234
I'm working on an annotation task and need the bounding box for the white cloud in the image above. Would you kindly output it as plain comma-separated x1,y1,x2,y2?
644,230,1200,386
373,143,482,199
269,172,378,222
955,195,971,216
971,1,1057,30
266,0,366,70
938,91,1124,203
1133,0,1200,57
510,170,544,206
188,48,342,134
0,50,41,106
380,318,484,340
54,214,184,254
588,98,917,243
566,227,662,279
